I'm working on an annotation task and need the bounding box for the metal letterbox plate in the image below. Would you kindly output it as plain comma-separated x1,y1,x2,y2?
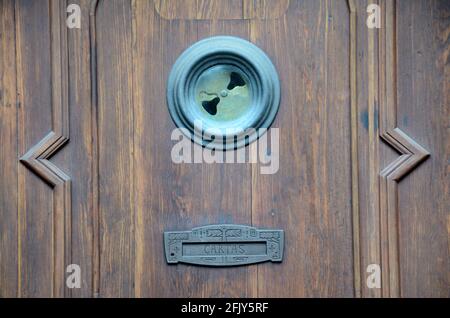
164,224,284,267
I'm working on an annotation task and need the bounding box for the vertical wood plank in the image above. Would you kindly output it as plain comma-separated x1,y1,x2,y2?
352,0,382,298
395,0,449,297
347,0,361,298
243,0,290,19
90,0,101,297
96,0,135,297
195,13,256,298
378,0,431,298
155,0,197,20
196,0,243,19
0,0,18,298
155,0,289,20
155,0,243,20
60,0,97,297
251,0,354,297
132,0,256,297
16,0,54,297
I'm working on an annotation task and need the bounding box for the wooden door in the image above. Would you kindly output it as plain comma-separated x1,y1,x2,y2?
0,0,448,298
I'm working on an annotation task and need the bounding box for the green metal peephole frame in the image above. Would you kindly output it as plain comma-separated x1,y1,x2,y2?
167,36,281,150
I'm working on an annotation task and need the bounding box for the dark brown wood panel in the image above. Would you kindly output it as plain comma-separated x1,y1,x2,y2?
154,0,290,20
251,0,354,297
0,0,18,298
353,0,382,298
65,0,96,297
395,0,449,297
15,0,54,297
131,0,255,298
96,0,135,297
0,0,448,298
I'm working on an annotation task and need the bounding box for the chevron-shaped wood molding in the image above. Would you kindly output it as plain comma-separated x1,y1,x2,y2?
20,132,69,186
381,128,430,182
18,0,71,298
379,0,430,297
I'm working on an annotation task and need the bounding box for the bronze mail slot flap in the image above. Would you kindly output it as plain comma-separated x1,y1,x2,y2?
164,224,284,267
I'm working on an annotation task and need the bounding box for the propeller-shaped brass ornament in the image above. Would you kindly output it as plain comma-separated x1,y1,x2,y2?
196,66,251,119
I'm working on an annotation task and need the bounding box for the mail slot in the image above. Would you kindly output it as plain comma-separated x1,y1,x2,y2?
164,224,284,267
183,242,267,256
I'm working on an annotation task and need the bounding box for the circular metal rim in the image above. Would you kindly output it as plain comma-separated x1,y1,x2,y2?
167,36,280,150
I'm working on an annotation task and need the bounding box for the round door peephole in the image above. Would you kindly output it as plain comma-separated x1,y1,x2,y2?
167,36,280,150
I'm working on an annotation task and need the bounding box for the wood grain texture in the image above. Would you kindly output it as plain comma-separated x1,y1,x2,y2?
18,0,71,297
242,0,290,19
14,0,97,298
348,0,361,298
131,0,254,298
15,0,61,297
95,0,135,297
353,0,382,298
354,0,440,298
1,0,448,298
154,0,289,20
250,0,354,297
394,0,449,297
63,0,98,297
0,0,18,297
379,0,430,297
90,0,100,297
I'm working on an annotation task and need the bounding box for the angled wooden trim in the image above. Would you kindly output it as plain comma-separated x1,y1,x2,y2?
347,0,356,12
20,132,69,186
381,128,430,181
18,0,71,297
378,0,430,297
